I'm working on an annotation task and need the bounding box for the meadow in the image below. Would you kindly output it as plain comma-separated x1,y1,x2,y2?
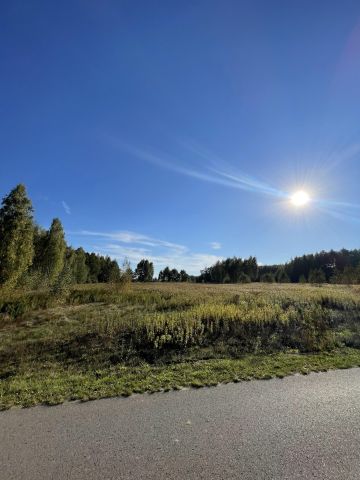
1,282,360,409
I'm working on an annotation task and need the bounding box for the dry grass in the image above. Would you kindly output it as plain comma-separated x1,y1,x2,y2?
1,282,360,409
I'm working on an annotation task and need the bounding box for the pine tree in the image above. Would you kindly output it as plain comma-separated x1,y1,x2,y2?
159,266,171,282
19,224,49,289
108,260,121,283
51,262,73,299
32,224,48,272
85,252,101,282
275,267,290,283
72,248,89,284
135,259,154,282
42,218,66,285
0,184,34,288
238,272,251,283
308,268,326,284
260,272,275,283
179,269,189,282
169,268,180,282
122,257,134,281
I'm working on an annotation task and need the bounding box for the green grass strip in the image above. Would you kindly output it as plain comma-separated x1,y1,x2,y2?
1,348,360,410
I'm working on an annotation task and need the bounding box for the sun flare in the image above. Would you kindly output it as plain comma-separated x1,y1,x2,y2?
291,190,311,207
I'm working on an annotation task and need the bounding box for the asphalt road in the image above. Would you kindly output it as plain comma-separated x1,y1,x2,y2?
1,368,360,480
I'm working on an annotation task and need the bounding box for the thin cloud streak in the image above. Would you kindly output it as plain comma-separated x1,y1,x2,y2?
114,140,360,224
315,206,360,224
62,201,71,215
315,199,360,210
323,142,360,172
116,141,288,200
77,230,187,253
212,169,287,199
313,197,360,224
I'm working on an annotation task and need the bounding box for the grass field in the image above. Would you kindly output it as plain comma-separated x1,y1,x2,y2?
1,282,360,409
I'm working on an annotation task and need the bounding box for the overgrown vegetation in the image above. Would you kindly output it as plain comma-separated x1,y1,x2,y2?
1,183,360,410
1,282,360,409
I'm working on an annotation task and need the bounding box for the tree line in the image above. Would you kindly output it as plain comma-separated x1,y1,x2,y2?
198,250,360,284
158,267,192,282
198,257,258,283
0,184,126,290
0,184,159,290
1,184,360,290
282,249,360,284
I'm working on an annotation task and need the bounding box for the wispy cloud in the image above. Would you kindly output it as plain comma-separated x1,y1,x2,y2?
314,199,360,224
70,230,222,275
110,139,288,200
323,143,360,171
100,243,221,274
62,201,71,215
110,138,360,225
210,242,221,250
78,230,187,253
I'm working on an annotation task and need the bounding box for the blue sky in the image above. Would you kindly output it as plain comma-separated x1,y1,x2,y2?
1,1,360,274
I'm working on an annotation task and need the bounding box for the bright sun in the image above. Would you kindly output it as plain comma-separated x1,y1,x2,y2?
291,190,310,207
